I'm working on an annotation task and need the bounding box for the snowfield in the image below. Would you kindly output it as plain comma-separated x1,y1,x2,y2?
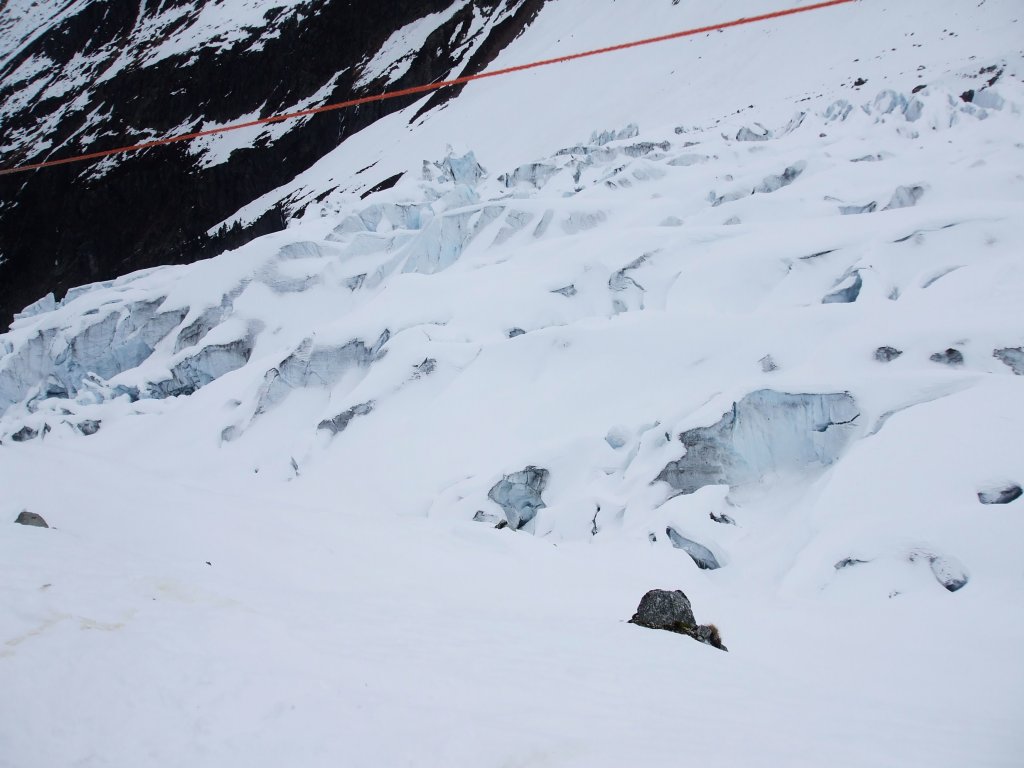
2,1,1023,766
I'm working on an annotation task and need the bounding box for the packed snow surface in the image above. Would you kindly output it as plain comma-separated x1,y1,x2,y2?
2,1,1024,766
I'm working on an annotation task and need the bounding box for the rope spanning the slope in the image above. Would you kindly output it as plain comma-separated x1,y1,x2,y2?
0,0,857,177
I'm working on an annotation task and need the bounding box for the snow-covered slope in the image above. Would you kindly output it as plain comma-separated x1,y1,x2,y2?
2,1,1023,766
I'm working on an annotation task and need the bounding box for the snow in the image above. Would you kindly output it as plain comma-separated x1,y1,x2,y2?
355,2,470,87
2,1,1024,766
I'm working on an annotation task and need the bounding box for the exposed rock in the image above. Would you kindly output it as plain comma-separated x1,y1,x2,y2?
978,484,1022,505
10,425,36,442
759,355,778,373
665,527,721,570
929,348,964,366
317,401,374,436
551,284,577,298
834,557,869,570
709,511,736,525
628,589,727,651
993,347,1024,374
76,420,101,436
656,390,860,495
874,346,903,362
629,589,696,631
14,511,48,528
822,271,863,304
487,466,549,530
507,328,526,338
413,358,437,378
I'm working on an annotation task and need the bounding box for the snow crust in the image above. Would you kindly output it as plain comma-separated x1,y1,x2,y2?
2,2,1024,766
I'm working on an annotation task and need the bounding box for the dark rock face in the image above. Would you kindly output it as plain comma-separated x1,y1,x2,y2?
978,484,1022,505
0,0,549,324
665,527,721,570
930,348,964,366
487,466,549,529
14,510,48,528
874,346,903,362
629,589,696,631
628,589,727,651
993,347,1024,375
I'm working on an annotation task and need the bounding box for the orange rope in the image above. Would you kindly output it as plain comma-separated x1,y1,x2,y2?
0,0,857,176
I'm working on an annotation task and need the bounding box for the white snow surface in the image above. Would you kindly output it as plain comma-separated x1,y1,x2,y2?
2,1,1024,766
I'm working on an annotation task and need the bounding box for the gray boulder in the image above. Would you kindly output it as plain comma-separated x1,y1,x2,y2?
487,466,549,530
628,589,727,651
14,511,48,528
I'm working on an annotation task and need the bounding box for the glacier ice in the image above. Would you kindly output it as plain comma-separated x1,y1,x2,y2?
656,390,860,495
487,466,549,530
665,527,721,570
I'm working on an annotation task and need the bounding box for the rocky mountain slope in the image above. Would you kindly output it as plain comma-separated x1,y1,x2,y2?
2,1,1023,766
0,0,545,322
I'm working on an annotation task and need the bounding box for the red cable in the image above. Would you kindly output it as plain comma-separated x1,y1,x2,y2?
0,0,856,176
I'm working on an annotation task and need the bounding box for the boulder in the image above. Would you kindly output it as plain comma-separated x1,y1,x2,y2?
629,589,696,632
628,589,727,651
14,511,48,528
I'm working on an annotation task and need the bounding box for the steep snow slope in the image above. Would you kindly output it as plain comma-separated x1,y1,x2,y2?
2,1,1024,766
